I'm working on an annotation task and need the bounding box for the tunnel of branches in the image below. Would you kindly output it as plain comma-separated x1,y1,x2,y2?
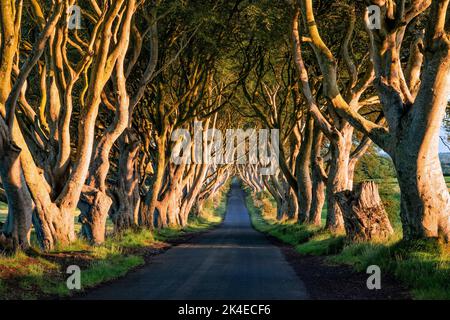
0,0,449,252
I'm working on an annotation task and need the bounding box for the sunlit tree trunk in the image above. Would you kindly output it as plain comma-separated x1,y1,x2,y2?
141,133,167,228
110,131,141,231
78,10,134,243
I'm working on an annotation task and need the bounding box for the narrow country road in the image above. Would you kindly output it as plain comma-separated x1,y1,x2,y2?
81,182,309,300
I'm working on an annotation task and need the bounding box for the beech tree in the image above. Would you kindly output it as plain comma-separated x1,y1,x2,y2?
291,3,386,232
236,1,375,229
0,0,137,250
78,3,159,243
298,0,450,241
138,65,236,228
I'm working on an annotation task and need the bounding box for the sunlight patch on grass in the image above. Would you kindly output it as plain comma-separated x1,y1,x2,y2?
0,252,61,299
106,229,155,249
81,254,144,290
295,232,345,256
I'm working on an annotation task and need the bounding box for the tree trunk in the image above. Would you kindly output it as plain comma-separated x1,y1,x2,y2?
38,205,77,249
159,164,185,227
78,146,114,243
395,137,450,241
192,199,205,218
167,192,181,226
325,147,346,231
309,126,325,226
0,120,33,250
296,115,314,223
79,186,112,244
336,181,393,242
325,123,355,232
263,176,284,220
391,31,450,241
287,188,299,220
141,134,167,228
155,198,169,228
179,164,209,227
110,132,141,231
78,21,132,243
278,190,289,220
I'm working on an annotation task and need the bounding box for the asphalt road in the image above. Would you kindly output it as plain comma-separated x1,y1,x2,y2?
81,182,309,300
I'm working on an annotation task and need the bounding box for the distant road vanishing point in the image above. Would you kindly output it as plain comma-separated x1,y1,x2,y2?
81,181,309,300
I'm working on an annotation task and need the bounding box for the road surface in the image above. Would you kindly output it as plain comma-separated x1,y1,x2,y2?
81,182,309,300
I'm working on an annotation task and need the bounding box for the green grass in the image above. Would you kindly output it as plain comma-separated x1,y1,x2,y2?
153,193,227,242
105,229,155,249
0,187,229,299
296,231,345,256
81,254,144,290
331,240,450,299
0,235,147,299
246,189,343,255
246,188,322,247
0,252,62,299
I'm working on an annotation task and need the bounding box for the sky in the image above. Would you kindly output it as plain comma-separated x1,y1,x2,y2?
439,96,450,153
440,126,449,153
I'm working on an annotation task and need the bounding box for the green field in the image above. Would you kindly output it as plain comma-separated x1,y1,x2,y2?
0,202,6,223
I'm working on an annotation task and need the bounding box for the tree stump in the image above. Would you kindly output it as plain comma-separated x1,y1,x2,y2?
335,181,394,242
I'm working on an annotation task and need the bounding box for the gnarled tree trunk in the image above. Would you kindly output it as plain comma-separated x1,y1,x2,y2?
296,115,314,223
179,163,209,227
394,120,450,240
299,0,450,242
325,125,354,232
110,132,141,231
141,133,167,228
0,119,33,251
336,181,393,242
79,186,112,244
309,126,325,226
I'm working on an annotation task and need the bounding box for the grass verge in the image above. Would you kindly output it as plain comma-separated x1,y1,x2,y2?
245,189,450,299
246,191,322,246
331,240,450,299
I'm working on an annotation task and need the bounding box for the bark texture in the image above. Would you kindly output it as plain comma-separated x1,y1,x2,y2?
0,119,33,250
110,132,141,231
336,181,394,242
